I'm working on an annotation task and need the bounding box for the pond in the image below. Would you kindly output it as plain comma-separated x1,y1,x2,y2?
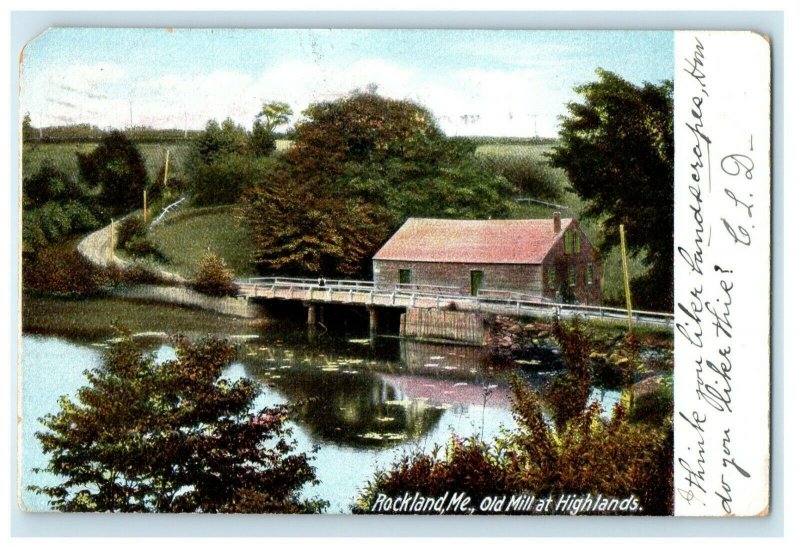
19,327,621,513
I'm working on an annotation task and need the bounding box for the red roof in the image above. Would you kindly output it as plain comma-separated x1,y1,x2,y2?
373,217,573,265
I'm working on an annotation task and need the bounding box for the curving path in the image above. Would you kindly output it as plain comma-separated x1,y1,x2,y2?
77,210,186,284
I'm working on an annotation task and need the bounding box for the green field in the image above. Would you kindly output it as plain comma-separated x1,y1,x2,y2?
148,206,257,279
22,142,193,183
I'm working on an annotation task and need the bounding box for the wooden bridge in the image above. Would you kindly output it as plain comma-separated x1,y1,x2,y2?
237,277,674,332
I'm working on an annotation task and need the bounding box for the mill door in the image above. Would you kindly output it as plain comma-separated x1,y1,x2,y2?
470,270,484,296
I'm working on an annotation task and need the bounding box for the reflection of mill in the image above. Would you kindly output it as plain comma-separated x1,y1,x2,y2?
243,357,446,448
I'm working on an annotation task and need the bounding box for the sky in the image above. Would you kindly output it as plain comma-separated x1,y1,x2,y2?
20,28,673,138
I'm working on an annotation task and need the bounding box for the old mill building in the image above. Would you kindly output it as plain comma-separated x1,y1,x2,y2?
372,213,601,305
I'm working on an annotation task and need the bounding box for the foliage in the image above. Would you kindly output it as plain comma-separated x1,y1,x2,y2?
550,69,674,310
354,436,512,514
115,216,165,261
190,118,249,166
242,92,512,277
30,336,325,513
22,162,102,254
257,101,293,131
191,154,275,205
77,131,151,215
22,112,36,142
250,102,293,155
192,252,239,297
479,152,563,200
356,315,673,516
23,161,84,208
23,245,113,296
23,124,200,144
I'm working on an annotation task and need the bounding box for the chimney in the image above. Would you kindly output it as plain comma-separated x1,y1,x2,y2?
553,211,561,233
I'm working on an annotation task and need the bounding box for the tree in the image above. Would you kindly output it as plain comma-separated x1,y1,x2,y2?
30,336,325,513
550,69,674,310
191,118,249,165
250,101,293,155
22,112,36,142
188,118,264,204
192,252,239,297
242,92,512,277
256,101,293,132
191,153,275,205
77,131,150,215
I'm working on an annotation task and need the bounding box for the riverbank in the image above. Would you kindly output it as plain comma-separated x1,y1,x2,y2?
22,293,268,341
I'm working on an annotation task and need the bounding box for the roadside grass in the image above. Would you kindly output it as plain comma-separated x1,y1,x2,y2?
148,206,257,279
22,142,193,182
22,293,261,341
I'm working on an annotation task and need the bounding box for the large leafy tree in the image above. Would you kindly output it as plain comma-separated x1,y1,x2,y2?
30,336,325,513
250,101,293,155
242,92,512,277
188,118,270,205
550,69,674,310
77,131,151,216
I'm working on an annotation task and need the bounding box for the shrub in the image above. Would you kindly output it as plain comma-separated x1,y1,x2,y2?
116,216,166,261
356,377,673,515
192,252,238,297
356,316,673,516
23,245,112,296
116,216,146,248
23,161,84,207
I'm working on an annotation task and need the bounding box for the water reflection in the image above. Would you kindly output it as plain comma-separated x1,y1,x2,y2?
21,329,621,513
235,336,560,449
242,360,447,447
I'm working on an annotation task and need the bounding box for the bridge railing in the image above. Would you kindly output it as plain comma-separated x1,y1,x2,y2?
238,276,674,325
476,288,553,304
393,283,461,296
244,277,375,289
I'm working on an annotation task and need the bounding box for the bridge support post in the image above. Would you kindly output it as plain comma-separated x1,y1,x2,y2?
305,302,317,328
367,306,378,337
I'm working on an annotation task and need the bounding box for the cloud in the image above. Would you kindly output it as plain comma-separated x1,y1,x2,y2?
22,57,569,136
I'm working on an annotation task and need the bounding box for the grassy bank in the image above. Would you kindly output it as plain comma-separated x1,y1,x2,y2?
148,205,256,278
22,293,264,341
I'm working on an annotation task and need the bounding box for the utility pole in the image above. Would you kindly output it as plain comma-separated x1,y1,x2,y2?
108,218,115,263
143,190,148,224
619,224,633,332
163,149,170,186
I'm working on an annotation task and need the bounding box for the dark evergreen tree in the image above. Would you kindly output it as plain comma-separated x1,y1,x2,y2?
550,69,674,310
77,131,150,215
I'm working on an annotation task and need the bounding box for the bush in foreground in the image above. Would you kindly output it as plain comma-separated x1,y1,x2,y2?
30,336,325,513
355,317,673,515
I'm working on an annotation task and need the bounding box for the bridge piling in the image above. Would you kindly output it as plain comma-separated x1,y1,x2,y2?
304,302,317,328
368,306,378,336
